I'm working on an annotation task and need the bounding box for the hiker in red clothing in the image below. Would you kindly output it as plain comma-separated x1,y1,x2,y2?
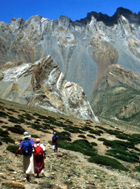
34,138,46,177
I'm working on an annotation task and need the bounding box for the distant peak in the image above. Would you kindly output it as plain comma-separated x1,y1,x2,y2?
80,7,140,26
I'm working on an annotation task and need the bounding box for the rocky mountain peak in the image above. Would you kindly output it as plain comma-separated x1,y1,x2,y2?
1,7,140,124
85,7,140,26
0,55,99,122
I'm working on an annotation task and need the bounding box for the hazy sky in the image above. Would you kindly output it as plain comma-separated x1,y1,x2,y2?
1,0,140,23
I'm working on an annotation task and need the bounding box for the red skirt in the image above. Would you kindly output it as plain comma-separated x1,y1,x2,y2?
34,155,45,173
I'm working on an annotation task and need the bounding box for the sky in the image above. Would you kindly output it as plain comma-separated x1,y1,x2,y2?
0,0,140,23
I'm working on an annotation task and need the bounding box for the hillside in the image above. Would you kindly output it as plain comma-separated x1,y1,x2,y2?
91,64,140,127
1,99,140,188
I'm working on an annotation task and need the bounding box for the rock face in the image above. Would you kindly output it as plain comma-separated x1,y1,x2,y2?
1,7,140,101
0,55,98,122
91,64,140,126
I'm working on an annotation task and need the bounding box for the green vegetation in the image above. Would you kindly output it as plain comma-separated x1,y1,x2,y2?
78,134,86,138
1,137,15,143
22,113,35,120
135,166,140,172
8,116,25,123
7,145,21,154
59,139,97,156
0,128,9,137
87,134,96,139
88,155,128,171
1,98,140,172
32,134,40,138
7,108,18,113
103,139,134,149
0,111,8,118
8,125,25,134
54,131,71,141
64,126,83,133
106,148,140,163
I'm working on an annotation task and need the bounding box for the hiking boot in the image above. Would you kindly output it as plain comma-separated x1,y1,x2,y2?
26,174,30,182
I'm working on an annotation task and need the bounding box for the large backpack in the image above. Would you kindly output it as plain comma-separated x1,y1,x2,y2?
22,140,32,156
34,145,43,156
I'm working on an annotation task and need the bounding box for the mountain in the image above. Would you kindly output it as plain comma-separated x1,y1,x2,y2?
0,55,98,122
1,7,140,124
91,64,140,126
1,7,140,101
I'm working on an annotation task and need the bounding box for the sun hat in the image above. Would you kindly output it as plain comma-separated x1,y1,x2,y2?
35,138,40,143
23,131,31,139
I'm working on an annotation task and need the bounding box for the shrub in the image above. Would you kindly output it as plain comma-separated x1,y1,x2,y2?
91,142,97,146
78,134,86,139
64,126,83,133
33,113,41,117
87,134,96,139
105,129,122,136
65,119,73,124
106,148,140,163
7,145,21,154
23,113,35,120
95,126,106,131
8,125,25,134
8,116,22,123
58,140,97,155
116,133,131,140
56,131,71,141
55,121,67,127
7,108,18,113
42,123,51,129
0,111,8,118
80,126,91,131
0,129,9,137
73,139,93,150
1,125,8,128
18,115,25,123
1,137,15,143
88,155,128,171
31,134,40,138
89,129,103,136
129,134,140,144
34,120,40,124
98,138,106,141
135,166,140,172
103,139,134,149
29,123,50,133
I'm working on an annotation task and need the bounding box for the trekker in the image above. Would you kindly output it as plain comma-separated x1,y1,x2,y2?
52,132,59,152
15,131,34,182
34,138,46,177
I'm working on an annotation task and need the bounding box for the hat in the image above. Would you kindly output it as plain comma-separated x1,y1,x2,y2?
35,138,40,143
23,131,31,139
53,132,56,135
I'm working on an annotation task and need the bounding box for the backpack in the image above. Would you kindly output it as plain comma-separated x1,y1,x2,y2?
34,145,43,156
22,140,32,156
52,135,57,143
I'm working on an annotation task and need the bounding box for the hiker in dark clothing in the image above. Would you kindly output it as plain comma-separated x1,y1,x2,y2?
34,138,46,178
52,132,59,152
15,131,34,182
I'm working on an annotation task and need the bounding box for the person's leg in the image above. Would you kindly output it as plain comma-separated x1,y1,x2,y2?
26,174,30,182
55,143,58,151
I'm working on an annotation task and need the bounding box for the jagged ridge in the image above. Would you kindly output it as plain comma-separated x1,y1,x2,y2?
0,55,99,122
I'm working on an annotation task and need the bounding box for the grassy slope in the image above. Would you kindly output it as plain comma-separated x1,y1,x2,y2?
1,98,140,187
